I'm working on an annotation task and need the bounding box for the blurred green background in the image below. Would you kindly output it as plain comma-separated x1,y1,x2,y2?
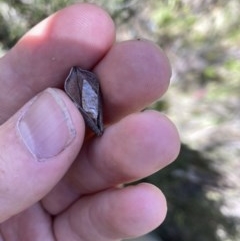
0,0,239,240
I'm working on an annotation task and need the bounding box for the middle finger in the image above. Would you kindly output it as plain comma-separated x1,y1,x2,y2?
95,39,171,123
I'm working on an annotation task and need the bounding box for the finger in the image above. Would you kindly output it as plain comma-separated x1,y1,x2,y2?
0,3,115,123
0,88,84,222
0,204,55,240
42,111,180,214
71,111,180,190
94,40,171,123
54,183,167,241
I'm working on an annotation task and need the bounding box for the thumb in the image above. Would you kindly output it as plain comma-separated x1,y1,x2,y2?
0,88,84,222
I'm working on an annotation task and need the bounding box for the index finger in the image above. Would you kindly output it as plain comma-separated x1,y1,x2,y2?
0,3,115,123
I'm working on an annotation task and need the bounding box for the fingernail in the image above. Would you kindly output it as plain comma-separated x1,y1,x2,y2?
18,88,76,160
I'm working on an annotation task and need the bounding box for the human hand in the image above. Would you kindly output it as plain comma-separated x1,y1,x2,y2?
0,3,180,241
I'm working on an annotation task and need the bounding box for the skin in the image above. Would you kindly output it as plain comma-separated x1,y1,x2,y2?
0,3,180,241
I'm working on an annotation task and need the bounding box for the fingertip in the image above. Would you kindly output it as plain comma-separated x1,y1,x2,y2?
94,39,172,122
50,3,116,58
101,183,167,238
17,2,116,70
144,110,181,163
113,183,167,238
93,111,180,182
55,183,167,240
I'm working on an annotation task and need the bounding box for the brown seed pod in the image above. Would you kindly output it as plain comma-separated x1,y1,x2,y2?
64,67,104,136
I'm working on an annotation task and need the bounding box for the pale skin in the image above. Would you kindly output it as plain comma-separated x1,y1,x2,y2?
0,3,180,241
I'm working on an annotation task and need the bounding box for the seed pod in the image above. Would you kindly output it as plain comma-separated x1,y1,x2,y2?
64,67,104,136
